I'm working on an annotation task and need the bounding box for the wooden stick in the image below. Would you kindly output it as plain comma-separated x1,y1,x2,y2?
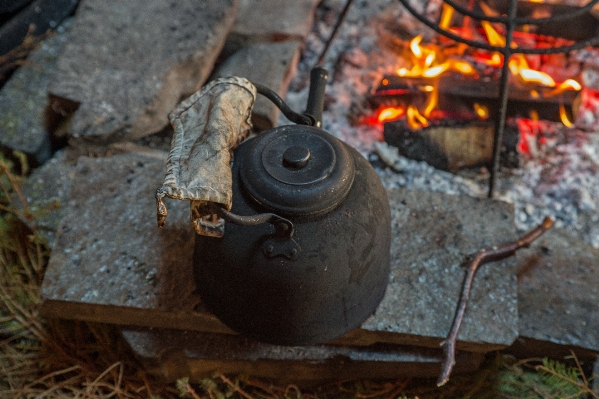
437,217,555,387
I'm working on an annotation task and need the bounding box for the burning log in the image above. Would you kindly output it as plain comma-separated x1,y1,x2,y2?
373,73,580,124
383,118,519,172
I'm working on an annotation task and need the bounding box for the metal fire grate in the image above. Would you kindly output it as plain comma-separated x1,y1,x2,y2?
398,0,599,197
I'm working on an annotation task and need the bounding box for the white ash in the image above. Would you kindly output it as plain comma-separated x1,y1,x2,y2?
283,0,599,248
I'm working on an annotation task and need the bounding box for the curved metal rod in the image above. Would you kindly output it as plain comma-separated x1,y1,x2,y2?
253,83,314,126
399,0,599,54
442,0,599,26
212,205,294,239
316,0,355,66
488,0,517,198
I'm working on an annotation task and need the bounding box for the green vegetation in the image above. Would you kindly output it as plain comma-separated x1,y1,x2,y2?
0,151,598,398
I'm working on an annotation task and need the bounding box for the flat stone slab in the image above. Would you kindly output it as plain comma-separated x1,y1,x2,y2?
232,0,319,41
517,227,599,353
48,0,238,145
41,150,517,352
0,19,71,163
121,327,484,386
359,188,517,352
213,40,301,131
20,148,78,248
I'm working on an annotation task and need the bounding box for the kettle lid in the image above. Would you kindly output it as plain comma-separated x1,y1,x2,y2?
239,124,355,216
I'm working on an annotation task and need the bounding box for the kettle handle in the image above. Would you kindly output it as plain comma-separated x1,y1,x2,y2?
305,66,328,127
209,203,294,239
251,66,329,128
253,83,314,126
206,68,330,241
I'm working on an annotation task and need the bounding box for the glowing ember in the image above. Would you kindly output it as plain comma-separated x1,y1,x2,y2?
473,103,489,119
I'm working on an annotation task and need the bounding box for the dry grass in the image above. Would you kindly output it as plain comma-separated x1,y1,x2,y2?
0,25,49,84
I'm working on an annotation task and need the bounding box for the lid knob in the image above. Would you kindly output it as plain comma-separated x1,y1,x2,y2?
283,146,311,169
240,125,355,216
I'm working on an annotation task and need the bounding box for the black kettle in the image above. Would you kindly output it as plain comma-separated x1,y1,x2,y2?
192,68,391,346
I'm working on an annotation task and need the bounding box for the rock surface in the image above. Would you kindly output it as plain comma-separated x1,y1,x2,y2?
0,20,70,164
40,151,227,333
41,150,518,352
20,148,78,248
121,327,484,386
213,41,301,131
232,0,319,41
359,188,518,352
517,227,599,352
48,0,239,145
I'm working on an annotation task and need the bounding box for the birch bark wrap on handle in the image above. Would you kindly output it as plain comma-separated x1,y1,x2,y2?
155,77,257,237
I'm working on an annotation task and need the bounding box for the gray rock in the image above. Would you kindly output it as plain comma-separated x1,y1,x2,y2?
121,327,484,386
356,188,518,352
232,0,319,41
20,148,78,248
48,0,239,145
41,152,224,332
518,227,599,352
41,153,517,353
0,20,71,164
213,41,301,131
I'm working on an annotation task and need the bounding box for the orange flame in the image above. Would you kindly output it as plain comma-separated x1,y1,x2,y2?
410,35,424,59
377,106,405,123
515,66,556,87
422,63,449,78
559,103,574,127
439,3,454,30
407,105,428,129
398,35,473,79
382,2,583,130
544,79,582,97
449,59,475,75
481,21,506,47
479,4,582,105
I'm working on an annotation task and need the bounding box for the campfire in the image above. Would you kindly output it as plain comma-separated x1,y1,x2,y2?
284,0,599,245
365,1,591,171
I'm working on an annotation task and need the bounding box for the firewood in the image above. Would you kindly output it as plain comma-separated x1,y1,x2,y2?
373,73,580,123
383,118,519,171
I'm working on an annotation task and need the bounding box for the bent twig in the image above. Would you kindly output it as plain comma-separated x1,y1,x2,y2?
437,217,555,387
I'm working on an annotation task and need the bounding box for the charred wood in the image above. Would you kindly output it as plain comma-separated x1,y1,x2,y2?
383,118,519,172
